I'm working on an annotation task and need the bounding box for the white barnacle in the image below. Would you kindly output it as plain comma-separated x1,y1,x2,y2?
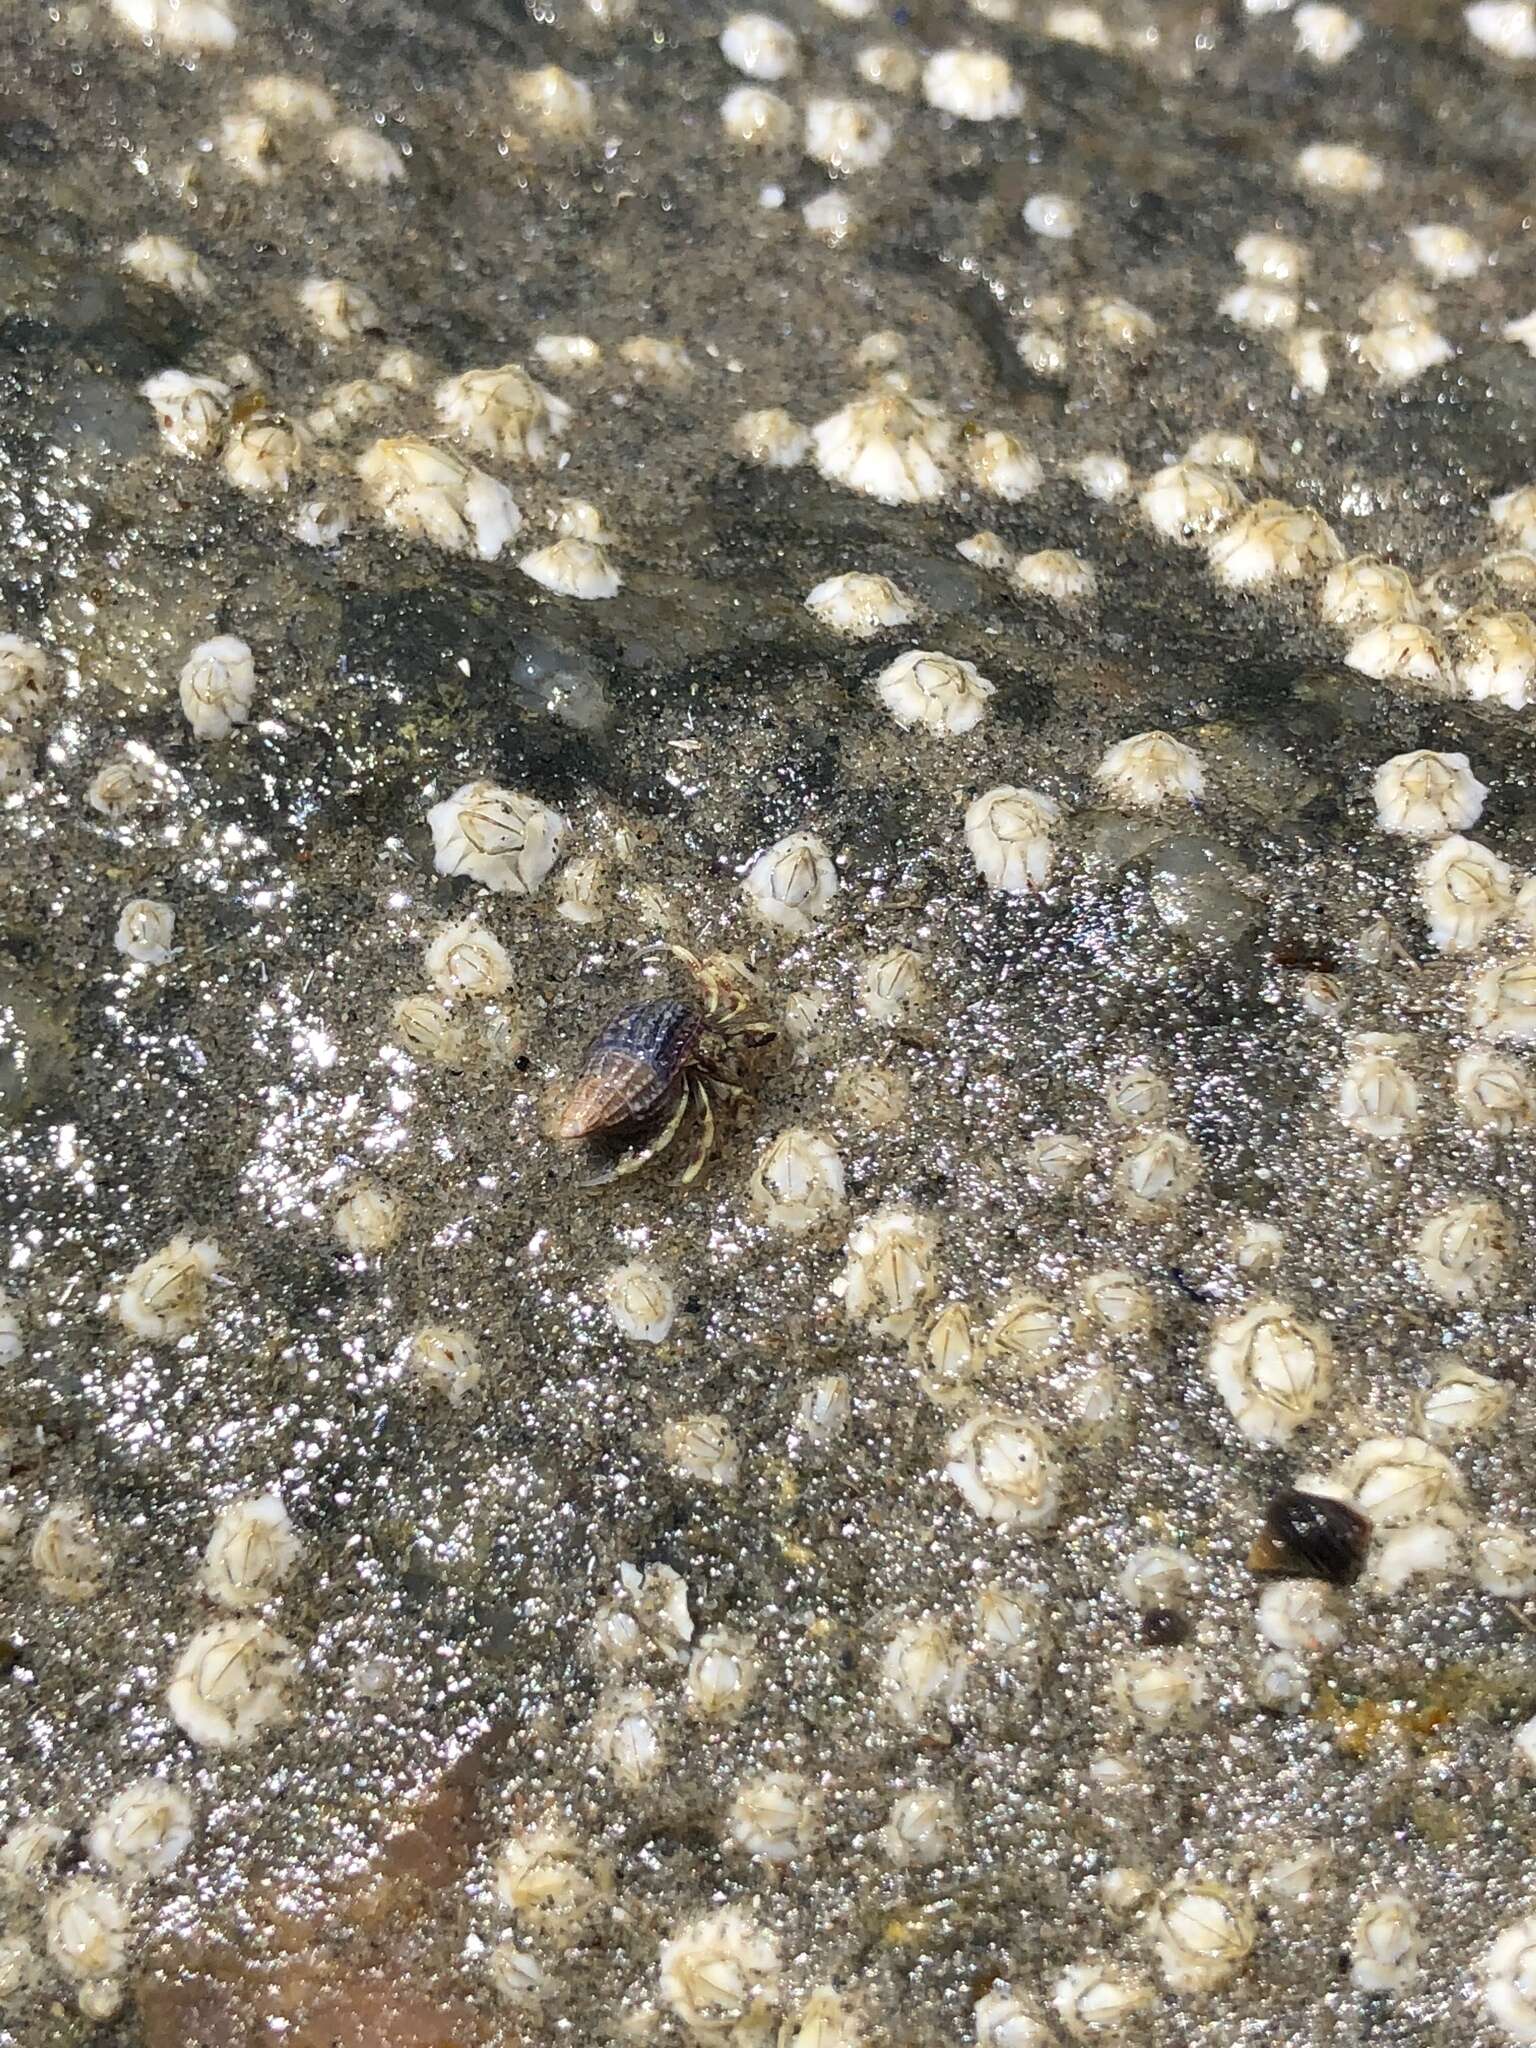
726,1773,819,1863
835,1208,935,1338
1373,750,1486,837
944,1410,1060,1528
972,1584,1047,1674
1408,221,1484,279
1022,192,1081,244
200,1492,300,1610
556,856,608,925
141,370,231,459
223,412,304,495
1295,140,1383,195
603,1261,675,1344
487,1945,547,2009
958,530,1013,571
121,235,212,302
304,378,393,442
750,1128,845,1235
297,277,382,343
1417,836,1516,953
1414,1198,1511,1302
0,736,33,791
1073,452,1132,501
805,572,915,638
1115,1129,1200,1217
1335,1033,1420,1139
1080,1270,1156,1335
964,428,1043,501
1454,1047,1533,1130
1111,1650,1207,1729
880,1618,967,1728
860,946,927,1024
1319,555,1421,629
1149,1880,1257,1992
1471,955,1536,1039
1207,500,1343,589
804,97,893,172
1051,1959,1156,2037
1337,1434,1465,1526
856,42,920,91
1014,549,1096,604
876,648,994,736
32,1504,111,1602
427,780,564,895
411,1318,483,1400
114,899,176,966
742,830,838,933
665,1413,740,1487
1118,1544,1193,1609
734,407,809,467
391,997,471,1070
87,1782,193,1880
0,1289,21,1367
916,1302,979,1407
1346,620,1451,686
922,47,1023,118
1350,1894,1421,1994
721,84,796,145
1026,1131,1092,1186
326,125,404,185
684,1628,759,1720
511,64,595,136
1083,298,1158,354
881,1788,959,1868
1186,431,1263,476
166,1618,297,1749
1235,231,1308,281
1507,311,1536,357
1484,1913,1536,2041
783,1988,864,2048
424,917,513,1000
245,74,334,123
1257,1578,1345,1654
1284,326,1333,395
1477,1526,1536,1597
985,1289,1063,1372
1358,319,1454,388
109,0,236,48
1466,0,1536,57
117,1236,221,1339
721,12,798,77
44,1880,129,1982
1218,283,1299,333
1295,5,1364,63
1104,1063,1168,1125
964,786,1060,896
333,1184,404,1256
1371,1521,1462,1594
1208,1299,1332,1444
358,436,521,559
179,634,255,739
1455,609,1536,708
591,1685,665,1786
493,1823,606,1945
0,1819,67,1894
659,1907,781,2041
219,112,280,180
1095,730,1204,808
812,388,953,504
436,364,570,464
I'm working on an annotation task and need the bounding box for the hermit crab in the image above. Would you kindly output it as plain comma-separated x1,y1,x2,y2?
555,950,777,1183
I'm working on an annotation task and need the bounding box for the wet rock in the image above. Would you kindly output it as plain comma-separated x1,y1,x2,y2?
1147,835,1263,948
0,961,72,1123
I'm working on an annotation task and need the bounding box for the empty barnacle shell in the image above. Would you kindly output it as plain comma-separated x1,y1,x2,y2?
1249,1487,1372,1585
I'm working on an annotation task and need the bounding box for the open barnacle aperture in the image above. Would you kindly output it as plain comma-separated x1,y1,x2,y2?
554,950,777,1184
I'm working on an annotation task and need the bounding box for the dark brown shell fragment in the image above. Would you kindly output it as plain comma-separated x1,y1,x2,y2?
1249,1487,1372,1586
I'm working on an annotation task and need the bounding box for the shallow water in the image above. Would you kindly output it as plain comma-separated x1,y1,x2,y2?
3,1,1536,2043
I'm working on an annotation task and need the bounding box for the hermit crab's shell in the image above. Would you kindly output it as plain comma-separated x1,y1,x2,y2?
556,999,706,1140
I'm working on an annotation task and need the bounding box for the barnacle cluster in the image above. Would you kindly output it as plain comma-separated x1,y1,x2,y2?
5,0,1536,2043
